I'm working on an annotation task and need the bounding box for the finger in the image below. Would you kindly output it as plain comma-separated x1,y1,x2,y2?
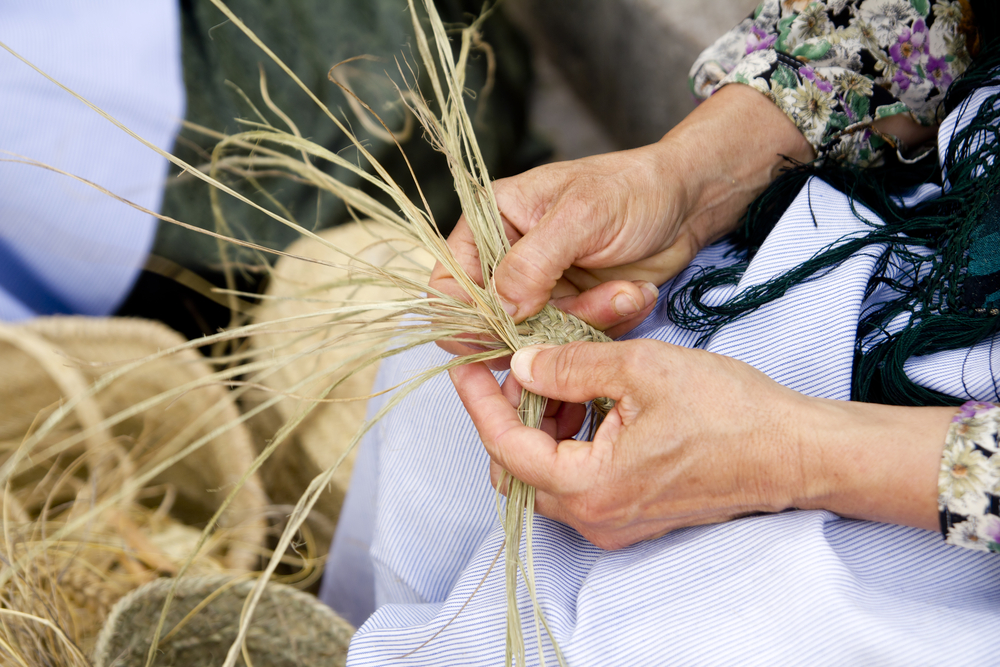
491,201,608,321
500,375,587,436
497,374,559,438
489,460,557,496
483,356,512,373
451,362,560,490
500,373,524,408
498,373,562,416
582,236,701,287
432,212,527,365
436,331,494,357
492,461,579,532
431,216,489,359
429,215,484,294
429,213,527,309
508,341,635,405
550,280,658,334
436,333,512,372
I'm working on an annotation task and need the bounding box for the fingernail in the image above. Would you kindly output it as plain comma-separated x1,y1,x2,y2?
500,297,518,318
612,291,641,317
638,281,659,306
510,345,544,384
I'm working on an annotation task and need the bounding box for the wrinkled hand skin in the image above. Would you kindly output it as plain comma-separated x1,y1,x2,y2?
437,84,950,549
451,340,809,550
430,85,815,368
430,145,673,365
451,340,951,550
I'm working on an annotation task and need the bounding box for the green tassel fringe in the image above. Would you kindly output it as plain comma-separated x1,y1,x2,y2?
667,43,1000,406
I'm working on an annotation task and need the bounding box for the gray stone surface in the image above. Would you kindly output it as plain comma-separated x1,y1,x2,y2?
507,0,754,151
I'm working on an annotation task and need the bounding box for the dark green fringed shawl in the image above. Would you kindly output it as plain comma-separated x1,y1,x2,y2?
667,45,1000,407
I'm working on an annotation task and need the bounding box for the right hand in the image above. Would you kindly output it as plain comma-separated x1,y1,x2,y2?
431,84,815,361
450,338,950,550
433,142,693,347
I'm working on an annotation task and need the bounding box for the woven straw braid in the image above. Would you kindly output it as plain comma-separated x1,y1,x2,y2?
520,304,616,420
519,304,613,346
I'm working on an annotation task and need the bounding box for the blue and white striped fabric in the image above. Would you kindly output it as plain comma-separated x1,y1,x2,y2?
322,93,1000,664
0,2,184,320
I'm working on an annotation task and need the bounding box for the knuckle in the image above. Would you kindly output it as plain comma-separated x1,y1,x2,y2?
551,342,586,395
502,245,557,295
616,346,643,379
619,340,665,384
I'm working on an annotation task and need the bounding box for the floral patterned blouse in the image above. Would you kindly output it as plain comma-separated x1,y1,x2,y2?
690,0,972,165
940,402,1000,553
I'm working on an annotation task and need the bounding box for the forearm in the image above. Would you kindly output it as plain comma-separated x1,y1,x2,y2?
793,397,953,531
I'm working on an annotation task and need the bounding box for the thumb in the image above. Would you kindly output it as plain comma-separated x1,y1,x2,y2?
509,341,632,404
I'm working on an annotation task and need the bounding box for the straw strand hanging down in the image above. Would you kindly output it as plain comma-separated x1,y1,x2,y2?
196,1,616,663
0,0,615,664
401,3,615,664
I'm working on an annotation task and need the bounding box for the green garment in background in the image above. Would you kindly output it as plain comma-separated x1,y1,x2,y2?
156,0,545,274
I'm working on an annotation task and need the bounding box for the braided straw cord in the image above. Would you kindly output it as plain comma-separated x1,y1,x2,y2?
518,304,612,346
520,304,616,418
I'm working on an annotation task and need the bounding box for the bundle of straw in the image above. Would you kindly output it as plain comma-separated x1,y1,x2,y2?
0,317,275,663
1,1,614,664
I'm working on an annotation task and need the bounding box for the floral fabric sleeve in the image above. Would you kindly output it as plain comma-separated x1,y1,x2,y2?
689,0,972,166
939,401,1000,552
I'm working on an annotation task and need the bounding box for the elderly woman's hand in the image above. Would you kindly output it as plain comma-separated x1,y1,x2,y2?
432,144,676,348
451,340,952,550
431,84,815,363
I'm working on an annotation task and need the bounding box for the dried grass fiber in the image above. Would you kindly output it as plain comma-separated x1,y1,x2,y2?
92,575,353,667
0,2,613,664
0,316,268,571
245,222,433,554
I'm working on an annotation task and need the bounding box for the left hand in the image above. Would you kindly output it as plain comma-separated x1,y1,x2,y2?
430,84,815,368
450,340,949,550
450,339,810,550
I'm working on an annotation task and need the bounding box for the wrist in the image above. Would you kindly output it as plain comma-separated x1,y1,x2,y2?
793,397,952,531
654,83,814,249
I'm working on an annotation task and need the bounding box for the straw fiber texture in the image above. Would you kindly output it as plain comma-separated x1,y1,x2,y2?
0,316,269,570
92,575,353,667
246,222,432,555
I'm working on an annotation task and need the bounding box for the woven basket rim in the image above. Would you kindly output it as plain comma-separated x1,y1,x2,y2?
91,574,354,667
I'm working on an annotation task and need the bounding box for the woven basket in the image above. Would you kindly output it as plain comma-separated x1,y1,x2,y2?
0,316,269,571
247,222,432,555
92,575,353,667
